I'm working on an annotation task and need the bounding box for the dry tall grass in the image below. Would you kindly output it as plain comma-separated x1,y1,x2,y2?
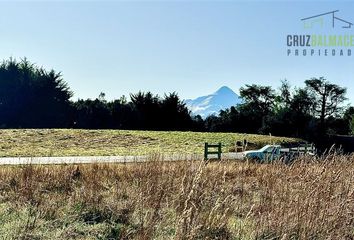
0,154,353,239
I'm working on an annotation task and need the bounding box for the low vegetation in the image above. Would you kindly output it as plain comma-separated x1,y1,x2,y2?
0,153,353,239
0,129,299,157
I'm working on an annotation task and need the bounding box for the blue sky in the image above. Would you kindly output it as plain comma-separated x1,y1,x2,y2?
1,1,354,103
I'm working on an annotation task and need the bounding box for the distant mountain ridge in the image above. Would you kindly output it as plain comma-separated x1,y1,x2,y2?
185,86,242,118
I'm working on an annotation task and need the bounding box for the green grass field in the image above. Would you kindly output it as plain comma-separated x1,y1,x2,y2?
0,129,300,157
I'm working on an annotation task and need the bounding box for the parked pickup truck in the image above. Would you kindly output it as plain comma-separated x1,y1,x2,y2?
242,144,316,163
243,144,282,162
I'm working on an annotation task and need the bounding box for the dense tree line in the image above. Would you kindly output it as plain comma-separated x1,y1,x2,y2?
0,58,197,131
205,79,351,143
0,58,352,142
72,91,198,130
0,58,72,128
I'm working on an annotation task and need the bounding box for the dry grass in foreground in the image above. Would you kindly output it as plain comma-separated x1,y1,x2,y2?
0,154,353,239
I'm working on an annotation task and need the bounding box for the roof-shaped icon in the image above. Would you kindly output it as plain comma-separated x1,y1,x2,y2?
301,10,353,28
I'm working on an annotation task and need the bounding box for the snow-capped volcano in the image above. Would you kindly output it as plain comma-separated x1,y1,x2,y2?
185,86,242,118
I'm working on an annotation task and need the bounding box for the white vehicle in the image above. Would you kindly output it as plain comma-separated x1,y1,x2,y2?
243,145,281,162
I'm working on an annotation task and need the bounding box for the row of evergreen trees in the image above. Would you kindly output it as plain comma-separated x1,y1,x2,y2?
72,91,199,130
0,58,198,130
0,58,352,142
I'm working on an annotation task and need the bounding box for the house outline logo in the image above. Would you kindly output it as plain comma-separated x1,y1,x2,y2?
301,10,353,29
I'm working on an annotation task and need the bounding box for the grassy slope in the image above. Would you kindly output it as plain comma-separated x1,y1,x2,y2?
0,129,300,157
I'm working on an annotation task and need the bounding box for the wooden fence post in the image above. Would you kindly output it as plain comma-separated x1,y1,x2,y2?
218,142,221,160
204,142,208,160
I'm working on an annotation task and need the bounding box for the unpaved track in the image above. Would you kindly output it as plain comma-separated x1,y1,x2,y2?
0,153,244,165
